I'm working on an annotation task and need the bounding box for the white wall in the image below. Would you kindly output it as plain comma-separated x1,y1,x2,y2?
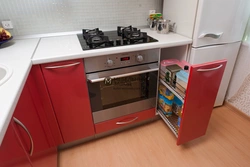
226,43,250,116
0,0,163,36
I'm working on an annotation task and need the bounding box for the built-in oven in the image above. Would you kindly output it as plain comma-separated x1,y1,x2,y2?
84,49,160,123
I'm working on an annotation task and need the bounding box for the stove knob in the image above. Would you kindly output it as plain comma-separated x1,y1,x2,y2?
107,59,114,67
136,55,144,62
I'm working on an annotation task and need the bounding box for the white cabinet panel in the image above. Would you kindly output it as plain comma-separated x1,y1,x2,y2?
189,42,241,106
193,0,250,47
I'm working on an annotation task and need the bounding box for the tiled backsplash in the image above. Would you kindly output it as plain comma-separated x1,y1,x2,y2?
0,0,162,36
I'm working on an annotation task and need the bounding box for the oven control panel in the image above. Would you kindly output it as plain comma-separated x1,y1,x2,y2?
84,48,160,73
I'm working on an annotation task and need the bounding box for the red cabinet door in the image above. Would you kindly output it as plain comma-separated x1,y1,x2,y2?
177,59,227,145
12,74,58,167
29,65,63,146
13,76,53,155
41,59,95,143
0,120,32,167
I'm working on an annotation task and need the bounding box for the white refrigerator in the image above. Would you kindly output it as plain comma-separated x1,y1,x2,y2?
163,0,250,106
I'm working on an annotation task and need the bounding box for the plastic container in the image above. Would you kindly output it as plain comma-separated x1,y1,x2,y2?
176,70,189,89
158,93,174,117
172,96,183,116
160,59,180,72
160,60,180,84
165,64,182,86
158,84,174,100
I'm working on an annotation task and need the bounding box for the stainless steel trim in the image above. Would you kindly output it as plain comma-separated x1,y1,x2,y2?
87,62,158,83
198,32,223,39
44,62,80,69
197,64,223,72
84,49,160,73
13,117,34,156
93,98,156,123
158,110,178,137
88,68,158,83
116,117,138,125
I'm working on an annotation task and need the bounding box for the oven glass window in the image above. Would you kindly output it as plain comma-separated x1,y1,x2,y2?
88,71,157,112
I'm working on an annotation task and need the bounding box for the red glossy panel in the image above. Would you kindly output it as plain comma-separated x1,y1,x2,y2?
177,59,227,145
0,121,31,167
95,108,155,134
41,59,95,143
29,66,63,146
13,80,51,154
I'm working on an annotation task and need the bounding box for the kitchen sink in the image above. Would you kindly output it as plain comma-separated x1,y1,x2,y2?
0,64,12,86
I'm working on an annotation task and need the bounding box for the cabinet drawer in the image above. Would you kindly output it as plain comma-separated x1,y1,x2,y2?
95,108,155,134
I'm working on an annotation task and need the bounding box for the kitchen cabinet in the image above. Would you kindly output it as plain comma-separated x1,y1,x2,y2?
13,76,54,154
0,73,58,167
95,108,155,134
0,121,32,167
158,59,227,145
29,65,64,146
40,59,95,143
12,74,58,166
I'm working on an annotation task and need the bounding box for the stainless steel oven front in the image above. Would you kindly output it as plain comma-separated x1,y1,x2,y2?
84,49,160,123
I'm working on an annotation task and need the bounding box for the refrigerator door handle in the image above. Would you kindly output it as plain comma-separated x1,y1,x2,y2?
198,32,223,39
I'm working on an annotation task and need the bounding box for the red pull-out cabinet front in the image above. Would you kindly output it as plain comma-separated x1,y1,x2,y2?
176,59,227,145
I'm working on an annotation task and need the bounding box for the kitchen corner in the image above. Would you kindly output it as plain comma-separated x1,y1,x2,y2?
0,30,192,146
1,0,250,166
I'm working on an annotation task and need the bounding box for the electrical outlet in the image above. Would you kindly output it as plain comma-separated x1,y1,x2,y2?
149,10,156,15
1,21,13,29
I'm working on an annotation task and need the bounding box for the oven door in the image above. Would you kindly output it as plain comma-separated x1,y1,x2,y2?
86,63,158,123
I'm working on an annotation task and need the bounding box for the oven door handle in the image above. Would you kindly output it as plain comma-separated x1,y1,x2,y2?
88,67,159,83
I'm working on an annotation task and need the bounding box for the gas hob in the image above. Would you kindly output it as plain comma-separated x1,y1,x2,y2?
77,26,158,50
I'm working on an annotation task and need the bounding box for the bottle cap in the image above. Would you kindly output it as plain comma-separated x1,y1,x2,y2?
184,65,189,70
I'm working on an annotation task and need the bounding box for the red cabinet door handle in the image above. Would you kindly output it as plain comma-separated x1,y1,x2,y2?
116,117,138,125
44,62,80,69
197,64,223,72
13,117,34,156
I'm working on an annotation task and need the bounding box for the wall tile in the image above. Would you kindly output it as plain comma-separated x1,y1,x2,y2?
0,0,163,36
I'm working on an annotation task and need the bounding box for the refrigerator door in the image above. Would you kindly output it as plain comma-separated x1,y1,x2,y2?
193,0,250,47
189,42,241,106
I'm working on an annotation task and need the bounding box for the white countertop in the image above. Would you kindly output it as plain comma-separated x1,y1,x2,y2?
0,29,192,145
33,29,192,64
0,38,40,145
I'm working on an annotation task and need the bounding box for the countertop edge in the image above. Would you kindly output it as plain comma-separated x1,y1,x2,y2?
32,39,192,64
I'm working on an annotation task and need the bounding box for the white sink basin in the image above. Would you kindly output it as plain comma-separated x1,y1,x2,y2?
0,64,13,86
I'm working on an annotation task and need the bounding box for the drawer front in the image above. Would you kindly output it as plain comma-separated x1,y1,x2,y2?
95,108,156,134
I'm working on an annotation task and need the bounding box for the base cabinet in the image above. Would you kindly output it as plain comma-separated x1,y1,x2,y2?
29,65,64,146
40,59,95,143
13,75,58,166
0,121,32,167
0,73,58,167
158,59,227,145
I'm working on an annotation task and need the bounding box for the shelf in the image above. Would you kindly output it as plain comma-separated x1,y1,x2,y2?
158,108,178,138
159,79,185,103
